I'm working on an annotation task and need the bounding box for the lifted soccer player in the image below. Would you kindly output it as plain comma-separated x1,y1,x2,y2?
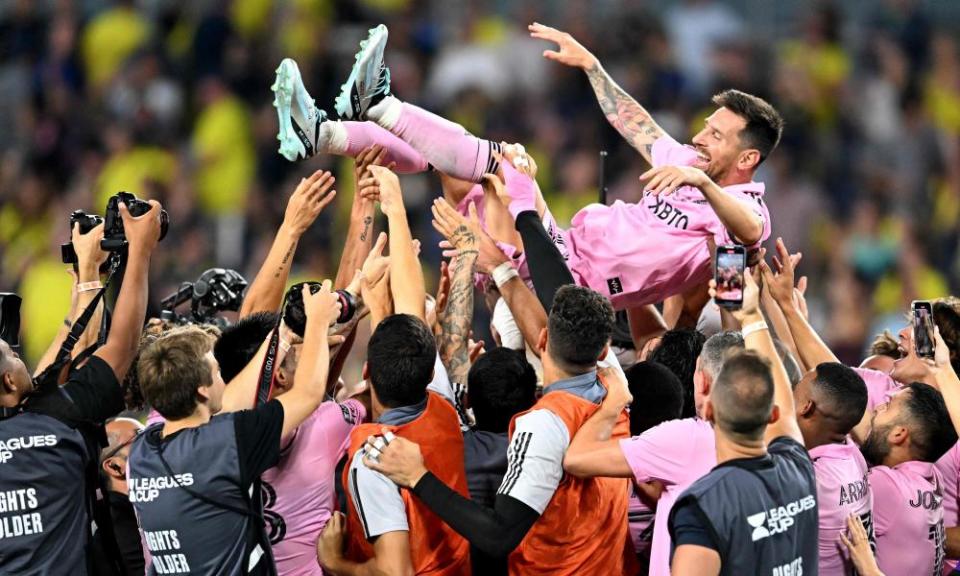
271,24,782,340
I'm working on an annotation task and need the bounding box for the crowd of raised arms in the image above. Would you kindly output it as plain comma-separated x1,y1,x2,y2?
3,22,960,576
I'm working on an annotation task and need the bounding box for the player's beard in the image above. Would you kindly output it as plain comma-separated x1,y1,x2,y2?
861,423,893,466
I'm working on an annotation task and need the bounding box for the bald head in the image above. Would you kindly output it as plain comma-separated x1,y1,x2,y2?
709,351,774,442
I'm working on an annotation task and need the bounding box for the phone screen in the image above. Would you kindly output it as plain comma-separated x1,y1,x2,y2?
715,247,746,308
913,301,935,358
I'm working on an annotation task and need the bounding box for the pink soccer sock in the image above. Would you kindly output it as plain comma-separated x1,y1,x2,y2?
334,122,428,174
387,103,500,183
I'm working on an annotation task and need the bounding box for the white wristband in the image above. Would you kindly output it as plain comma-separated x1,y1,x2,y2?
742,321,769,338
492,262,519,288
77,280,103,293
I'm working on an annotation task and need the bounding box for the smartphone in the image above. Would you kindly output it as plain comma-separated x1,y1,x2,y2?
715,246,746,309
912,300,935,359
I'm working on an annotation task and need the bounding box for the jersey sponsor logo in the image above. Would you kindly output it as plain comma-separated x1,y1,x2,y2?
0,435,58,463
771,556,802,576
747,494,816,541
838,473,869,506
261,481,287,545
607,277,624,295
647,195,689,230
129,473,194,503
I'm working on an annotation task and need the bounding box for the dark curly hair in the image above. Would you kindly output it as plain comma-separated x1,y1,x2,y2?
547,285,615,374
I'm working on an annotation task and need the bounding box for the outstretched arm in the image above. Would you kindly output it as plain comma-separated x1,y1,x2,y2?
563,367,634,478
431,199,479,385
240,170,336,317
529,23,665,164
365,435,540,558
642,166,763,245
729,264,803,444
762,238,839,368
364,166,426,321
94,203,163,382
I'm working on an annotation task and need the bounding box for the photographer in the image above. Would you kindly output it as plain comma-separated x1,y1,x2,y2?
127,281,342,575
33,221,109,376
0,200,163,574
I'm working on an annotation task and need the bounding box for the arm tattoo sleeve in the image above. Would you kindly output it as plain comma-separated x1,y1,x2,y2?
585,62,665,163
439,234,479,386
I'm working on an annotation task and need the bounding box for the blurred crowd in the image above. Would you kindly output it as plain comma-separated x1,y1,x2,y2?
2,0,959,366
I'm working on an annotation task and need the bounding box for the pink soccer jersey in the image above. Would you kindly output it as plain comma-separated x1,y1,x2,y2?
456,183,533,291
852,367,902,411
936,443,960,574
262,400,366,576
560,135,772,310
809,440,873,576
627,488,655,563
618,417,716,576
871,461,946,576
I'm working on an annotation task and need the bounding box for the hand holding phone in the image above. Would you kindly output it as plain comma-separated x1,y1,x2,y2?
912,300,935,359
715,246,746,310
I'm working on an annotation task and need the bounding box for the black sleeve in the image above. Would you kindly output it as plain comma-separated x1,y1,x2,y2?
670,500,718,551
514,210,576,312
768,436,816,488
234,400,284,485
60,355,124,423
411,471,539,558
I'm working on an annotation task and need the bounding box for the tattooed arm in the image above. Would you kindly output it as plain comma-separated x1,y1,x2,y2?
335,147,388,290
439,252,478,385
530,23,665,164
240,170,337,317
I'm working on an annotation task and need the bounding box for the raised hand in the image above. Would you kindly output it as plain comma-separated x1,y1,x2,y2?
302,280,341,328
72,221,108,273
120,200,163,255
640,165,709,196
433,199,509,275
528,23,598,70
759,238,801,308
362,165,404,217
431,198,479,255
284,170,337,235
353,145,396,184
501,143,538,179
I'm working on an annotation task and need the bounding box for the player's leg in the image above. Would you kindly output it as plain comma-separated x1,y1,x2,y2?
272,58,427,172
335,25,501,183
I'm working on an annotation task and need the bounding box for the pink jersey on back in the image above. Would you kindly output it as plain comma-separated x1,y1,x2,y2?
456,184,532,291
562,135,771,309
853,367,902,411
262,400,365,576
936,443,960,574
618,417,716,576
627,487,655,564
810,440,873,576
871,460,946,576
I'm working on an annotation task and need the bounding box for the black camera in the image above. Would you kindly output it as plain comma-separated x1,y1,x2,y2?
60,210,105,269
160,268,248,326
0,293,21,347
283,282,357,338
101,191,169,252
